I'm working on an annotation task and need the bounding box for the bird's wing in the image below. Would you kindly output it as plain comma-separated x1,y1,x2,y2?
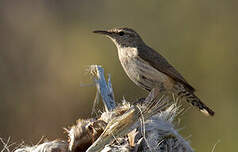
138,46,195,92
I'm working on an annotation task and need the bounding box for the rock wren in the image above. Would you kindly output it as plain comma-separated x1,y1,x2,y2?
93,27,214,116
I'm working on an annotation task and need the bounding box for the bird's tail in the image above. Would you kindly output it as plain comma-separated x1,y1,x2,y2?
176,86,215,116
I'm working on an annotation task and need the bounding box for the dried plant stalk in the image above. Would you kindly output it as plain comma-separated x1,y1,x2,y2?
9,65,194,152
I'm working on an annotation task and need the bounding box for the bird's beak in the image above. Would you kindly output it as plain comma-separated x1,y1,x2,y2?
93,30,112,35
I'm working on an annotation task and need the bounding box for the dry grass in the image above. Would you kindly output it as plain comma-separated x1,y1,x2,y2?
2,65,194,152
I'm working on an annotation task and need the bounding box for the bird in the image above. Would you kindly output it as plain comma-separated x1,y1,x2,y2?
93,27,214,116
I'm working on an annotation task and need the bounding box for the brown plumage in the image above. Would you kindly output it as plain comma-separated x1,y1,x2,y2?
93,27,215,116
138,45,195,92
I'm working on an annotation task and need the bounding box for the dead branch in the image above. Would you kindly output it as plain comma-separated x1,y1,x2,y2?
7,65,193,152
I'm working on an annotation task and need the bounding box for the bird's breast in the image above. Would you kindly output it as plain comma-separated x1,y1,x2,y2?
117,47,174,91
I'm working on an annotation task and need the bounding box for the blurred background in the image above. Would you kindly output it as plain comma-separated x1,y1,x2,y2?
0,0,237,151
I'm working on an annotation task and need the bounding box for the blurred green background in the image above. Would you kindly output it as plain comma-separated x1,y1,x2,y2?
0,0,237,151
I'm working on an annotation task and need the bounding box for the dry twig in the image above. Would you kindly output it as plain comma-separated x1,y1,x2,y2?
9,65,193,152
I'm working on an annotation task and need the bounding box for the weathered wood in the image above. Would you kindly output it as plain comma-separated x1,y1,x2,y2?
89,65,116,112
9,65,193,152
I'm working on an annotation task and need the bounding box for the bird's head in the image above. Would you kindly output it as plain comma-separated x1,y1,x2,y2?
93,28,144,48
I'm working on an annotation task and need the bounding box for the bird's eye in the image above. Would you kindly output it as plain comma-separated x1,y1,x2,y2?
118,31,125,36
